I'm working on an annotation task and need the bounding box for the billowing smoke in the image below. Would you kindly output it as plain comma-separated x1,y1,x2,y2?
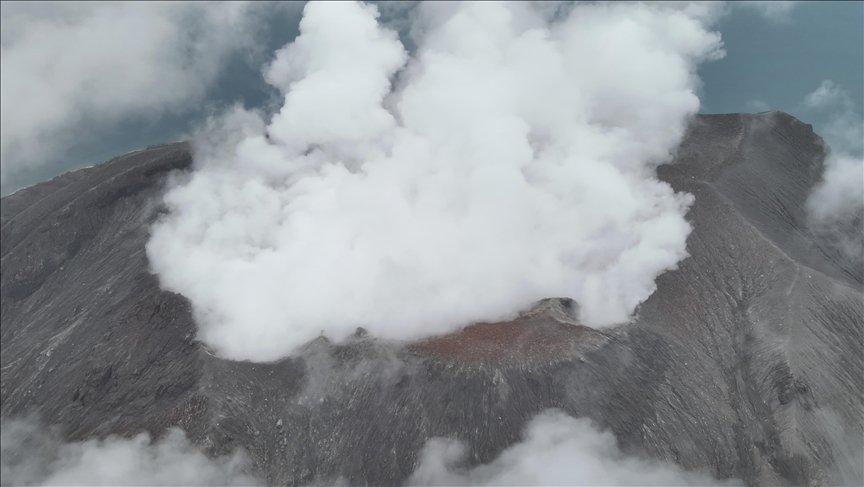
0,418,260,486
409,409,738,486
0,1,299,194
147,1,724,361
802,80,864,266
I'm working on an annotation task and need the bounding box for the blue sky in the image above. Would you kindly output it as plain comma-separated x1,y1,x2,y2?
700,1,863,121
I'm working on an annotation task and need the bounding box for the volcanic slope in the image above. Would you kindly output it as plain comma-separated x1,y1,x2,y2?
1,112,862,486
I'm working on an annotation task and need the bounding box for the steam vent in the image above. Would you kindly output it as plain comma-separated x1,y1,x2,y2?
2,112,863,486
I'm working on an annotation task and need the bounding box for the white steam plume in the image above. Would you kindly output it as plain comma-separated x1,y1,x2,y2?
147,1,724,361
0,418,260,486
409,409,739,486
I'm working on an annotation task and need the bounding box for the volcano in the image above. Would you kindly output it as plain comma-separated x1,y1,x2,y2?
1,112,862,486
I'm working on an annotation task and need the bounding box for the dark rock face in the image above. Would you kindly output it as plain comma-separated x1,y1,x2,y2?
1,113,862,486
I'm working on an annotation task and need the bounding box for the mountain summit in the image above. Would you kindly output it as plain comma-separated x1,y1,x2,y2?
1,112,861,486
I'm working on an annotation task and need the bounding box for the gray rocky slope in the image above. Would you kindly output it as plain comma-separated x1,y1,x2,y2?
1,112,862,486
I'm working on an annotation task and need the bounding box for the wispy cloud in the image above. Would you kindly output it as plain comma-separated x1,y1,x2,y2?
801,80,864,267
0,2,293,193
736,1,798,24
409,409,739,486
1,417,260,486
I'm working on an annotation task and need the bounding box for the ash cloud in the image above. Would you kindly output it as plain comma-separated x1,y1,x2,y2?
147,1,724,362
409,409,739,486
0,417,260,486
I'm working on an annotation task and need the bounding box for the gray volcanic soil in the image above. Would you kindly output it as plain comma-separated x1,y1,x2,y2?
1,112,862,486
